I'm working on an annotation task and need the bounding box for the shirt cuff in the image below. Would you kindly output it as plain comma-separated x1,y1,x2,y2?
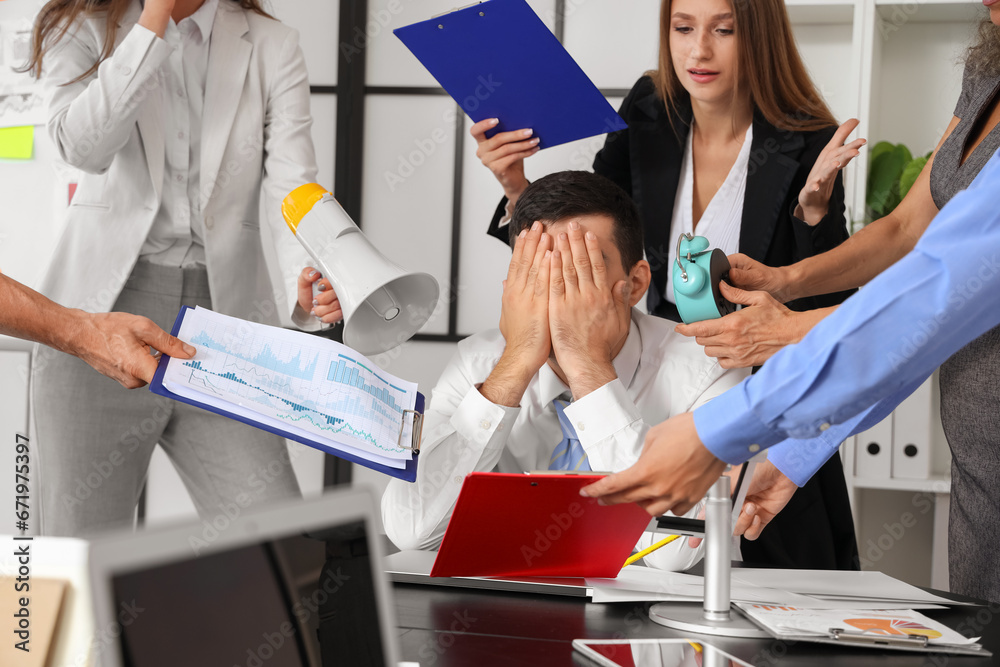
449,386,520,451
563,379,641,449
692,383,786,465
126,23,174,70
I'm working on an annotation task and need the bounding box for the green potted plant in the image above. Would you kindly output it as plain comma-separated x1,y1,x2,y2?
865,141,933,222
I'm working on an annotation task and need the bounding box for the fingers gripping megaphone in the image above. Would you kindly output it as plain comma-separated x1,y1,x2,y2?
282,184,440,355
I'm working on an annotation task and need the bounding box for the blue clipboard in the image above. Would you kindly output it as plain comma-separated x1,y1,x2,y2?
394,0,626,150
149,306,422,482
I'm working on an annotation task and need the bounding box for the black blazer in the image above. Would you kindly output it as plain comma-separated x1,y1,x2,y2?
489,76,856,321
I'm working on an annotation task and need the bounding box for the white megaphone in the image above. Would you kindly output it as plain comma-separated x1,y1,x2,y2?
282,184,440,355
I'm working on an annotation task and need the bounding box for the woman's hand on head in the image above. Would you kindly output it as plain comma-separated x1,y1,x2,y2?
471,118,538,206
139,0,176,37
796,118,867,225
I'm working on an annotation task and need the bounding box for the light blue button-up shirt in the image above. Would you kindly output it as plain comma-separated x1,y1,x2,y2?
693,148,1000,486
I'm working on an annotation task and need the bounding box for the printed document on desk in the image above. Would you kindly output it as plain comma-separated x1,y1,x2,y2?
736,605,989,656
150,307,423,481
586,566,945,610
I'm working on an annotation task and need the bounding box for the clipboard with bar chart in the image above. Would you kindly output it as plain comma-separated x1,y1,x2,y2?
150,306,424,481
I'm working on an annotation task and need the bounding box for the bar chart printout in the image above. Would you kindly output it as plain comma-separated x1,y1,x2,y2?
161,307,418,469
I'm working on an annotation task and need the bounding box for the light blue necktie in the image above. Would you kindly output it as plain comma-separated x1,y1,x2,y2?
548,398,591,471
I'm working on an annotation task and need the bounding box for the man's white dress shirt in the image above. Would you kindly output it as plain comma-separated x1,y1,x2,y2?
382,309,749,571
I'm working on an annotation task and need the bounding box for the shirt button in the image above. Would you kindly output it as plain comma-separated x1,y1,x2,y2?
480,419,491,430
749,444,760,453
120,66,132,76
496,423,504,431
577,422,585,432
178,131,185,140
454,476,463,484
820,423,831,432
205,215,215,230
177,89,185,98
176,175,184,183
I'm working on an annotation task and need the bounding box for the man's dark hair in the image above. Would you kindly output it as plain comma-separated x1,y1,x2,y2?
509,171,644,271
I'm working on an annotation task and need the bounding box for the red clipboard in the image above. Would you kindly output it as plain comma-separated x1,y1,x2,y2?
430,473,652,579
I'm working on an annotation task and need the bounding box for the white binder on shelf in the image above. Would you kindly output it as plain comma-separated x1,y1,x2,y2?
891,378,933,480
854,413,893,480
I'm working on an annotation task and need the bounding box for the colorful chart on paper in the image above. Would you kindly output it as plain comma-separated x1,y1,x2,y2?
162,307,417,468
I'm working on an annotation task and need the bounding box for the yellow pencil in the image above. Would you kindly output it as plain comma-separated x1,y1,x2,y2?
622,534,682,567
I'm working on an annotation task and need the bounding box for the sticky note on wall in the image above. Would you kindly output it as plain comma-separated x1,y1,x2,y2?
0,126,34,160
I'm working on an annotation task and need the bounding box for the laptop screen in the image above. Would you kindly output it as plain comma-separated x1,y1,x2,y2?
91,493,395,667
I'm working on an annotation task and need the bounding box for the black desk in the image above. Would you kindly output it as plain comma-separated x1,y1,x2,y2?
393,583,1000,666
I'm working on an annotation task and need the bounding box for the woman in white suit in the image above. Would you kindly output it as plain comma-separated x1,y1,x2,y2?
26,0,342,536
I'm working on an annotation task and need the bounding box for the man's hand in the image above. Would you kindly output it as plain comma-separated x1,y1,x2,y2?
68,311,196,389
726,254,793,304
480,222,553,407
298,267,343,324
580,412,728,517
548,223,630,399
676,282,807,369
733,459,799,540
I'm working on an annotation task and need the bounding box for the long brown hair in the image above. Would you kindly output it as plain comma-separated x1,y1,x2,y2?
24,0,274,82
649,0,837,133
966,17,1000,79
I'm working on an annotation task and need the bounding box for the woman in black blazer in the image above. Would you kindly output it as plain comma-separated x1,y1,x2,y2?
475,0,865,571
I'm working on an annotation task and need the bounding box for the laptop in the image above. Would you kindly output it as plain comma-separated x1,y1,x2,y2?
88,487,402,667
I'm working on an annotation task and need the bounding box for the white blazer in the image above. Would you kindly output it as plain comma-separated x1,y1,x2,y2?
40,0,318,328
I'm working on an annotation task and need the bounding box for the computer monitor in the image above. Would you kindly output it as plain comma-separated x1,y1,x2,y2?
88,487,399,667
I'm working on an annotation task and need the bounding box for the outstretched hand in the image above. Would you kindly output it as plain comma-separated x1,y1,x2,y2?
726,253,792,303
580,412,727,517
733,459,799,541
72,311,195,389
675,282,801,369
796,118,866,225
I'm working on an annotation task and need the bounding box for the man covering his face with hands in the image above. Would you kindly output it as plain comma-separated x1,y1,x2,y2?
382,171,747,571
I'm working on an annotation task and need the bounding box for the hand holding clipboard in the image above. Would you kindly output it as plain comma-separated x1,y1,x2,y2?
394,0,626,152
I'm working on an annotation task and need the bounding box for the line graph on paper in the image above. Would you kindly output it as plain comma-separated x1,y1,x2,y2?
162,307,417,468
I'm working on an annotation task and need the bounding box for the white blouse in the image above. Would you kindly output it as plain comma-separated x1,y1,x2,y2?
665,125,753,304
